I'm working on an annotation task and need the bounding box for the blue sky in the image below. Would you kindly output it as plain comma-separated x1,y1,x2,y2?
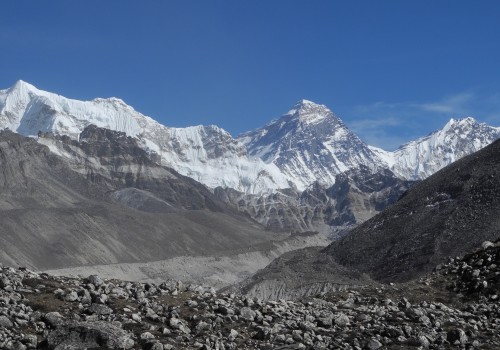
1,1,500,150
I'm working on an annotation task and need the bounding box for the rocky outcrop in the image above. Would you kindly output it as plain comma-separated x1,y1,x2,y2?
215,166,413,234
46,321,135,349
433,240,500,301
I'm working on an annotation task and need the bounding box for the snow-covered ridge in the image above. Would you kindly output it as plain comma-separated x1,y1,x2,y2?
1,80,499,194
0,80,289,194
0,80,142,139
241,100,500,185
388,117,500,180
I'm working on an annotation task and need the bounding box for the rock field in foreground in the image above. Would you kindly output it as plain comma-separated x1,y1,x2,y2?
1,241,500,350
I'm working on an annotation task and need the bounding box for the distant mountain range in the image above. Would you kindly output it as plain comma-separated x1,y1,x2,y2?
1,80,500,195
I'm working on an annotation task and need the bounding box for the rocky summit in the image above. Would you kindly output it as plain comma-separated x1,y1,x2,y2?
2,237,500,350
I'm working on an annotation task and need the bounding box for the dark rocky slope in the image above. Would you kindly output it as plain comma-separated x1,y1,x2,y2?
224,247,375,300
39,124,232,212
0,128,285,270
326,138,500,282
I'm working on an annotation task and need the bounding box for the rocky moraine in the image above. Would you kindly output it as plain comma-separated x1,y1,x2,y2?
1,239,500,350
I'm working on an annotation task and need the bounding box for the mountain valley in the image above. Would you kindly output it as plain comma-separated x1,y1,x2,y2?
1,81,500,349
2,80,498,237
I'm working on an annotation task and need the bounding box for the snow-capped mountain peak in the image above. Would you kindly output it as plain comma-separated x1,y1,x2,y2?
443,116,477,131
389,116,500,180
239,100,383,190
10,79,36,92
0,80,145,139
0,81,290,194
284,99,333,125
1,81,499,195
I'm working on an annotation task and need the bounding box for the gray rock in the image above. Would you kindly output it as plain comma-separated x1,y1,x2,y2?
299,321,315,331
47,321,134,349
239,307,256,321
0,277,10,289
333,312,350,327
0,315,13,328
366,338,383,350
316,315,333,327
43,312,64,327
195,321,211,333
11,342,27,350
87,275,104,287
481,241,494,249
169,318,190,334
22,334,38,348
64,291,79,302
219,306,234,316
447,328,468,345
140,331,155,340
254,326,272,340
417,335,430,349
87,303,113,315
77,289,91,304
228,329,238,341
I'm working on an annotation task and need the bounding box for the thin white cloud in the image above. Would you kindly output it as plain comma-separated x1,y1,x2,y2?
349,117,408,150
345,92,500,150
349,116,403,131
415,93,474,114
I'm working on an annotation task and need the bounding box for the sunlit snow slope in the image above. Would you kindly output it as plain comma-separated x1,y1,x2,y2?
370,118,500,180
0,80,289,193
1,80,499,194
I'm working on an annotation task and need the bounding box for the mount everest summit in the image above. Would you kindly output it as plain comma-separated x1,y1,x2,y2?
239,100,384,190
1,80,500,195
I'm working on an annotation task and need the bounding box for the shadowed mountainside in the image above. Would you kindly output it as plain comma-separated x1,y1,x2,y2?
0,128,287,270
